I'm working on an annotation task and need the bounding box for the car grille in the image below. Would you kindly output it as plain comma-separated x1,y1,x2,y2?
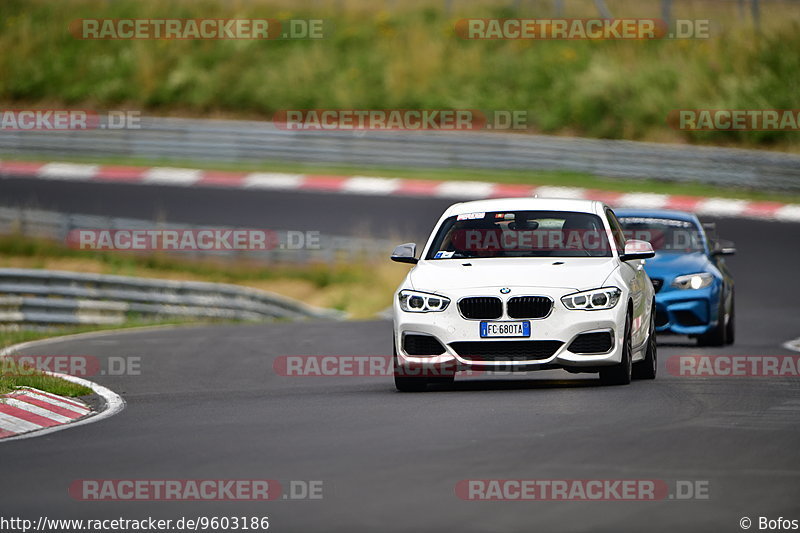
655,309,669,327
568,331,613,354
458,297,503,319
506,296,552,319
403,334,446,356
651,278,664,293
450,340,563,362
674,310,704,327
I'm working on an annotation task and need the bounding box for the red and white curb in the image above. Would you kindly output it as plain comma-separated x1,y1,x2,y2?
0,387,91,439
2,160,799,222
0,334,126,442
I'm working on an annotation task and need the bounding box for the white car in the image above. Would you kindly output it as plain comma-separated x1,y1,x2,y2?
390,198,657,391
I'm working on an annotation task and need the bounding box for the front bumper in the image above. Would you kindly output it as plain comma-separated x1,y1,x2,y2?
654,284,720,336
393,286,626,374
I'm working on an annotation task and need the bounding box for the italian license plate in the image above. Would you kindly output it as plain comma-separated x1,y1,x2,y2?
480,321,531,338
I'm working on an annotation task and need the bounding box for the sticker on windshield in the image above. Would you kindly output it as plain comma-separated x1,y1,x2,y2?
434,251,455,259
457,212,485,221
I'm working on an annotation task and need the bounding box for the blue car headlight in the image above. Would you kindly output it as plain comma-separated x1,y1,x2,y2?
672,272,714,290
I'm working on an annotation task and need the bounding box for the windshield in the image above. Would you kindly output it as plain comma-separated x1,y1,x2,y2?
617,217,705,253
425,210,612,259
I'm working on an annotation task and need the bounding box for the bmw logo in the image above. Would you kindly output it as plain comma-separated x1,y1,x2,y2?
500,288,511,294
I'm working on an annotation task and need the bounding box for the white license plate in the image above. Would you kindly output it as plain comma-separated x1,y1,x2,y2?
480,321,531,338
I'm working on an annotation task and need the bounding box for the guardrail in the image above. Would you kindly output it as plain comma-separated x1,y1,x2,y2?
0,206,394,264
2,116,799,191
0,268,343,327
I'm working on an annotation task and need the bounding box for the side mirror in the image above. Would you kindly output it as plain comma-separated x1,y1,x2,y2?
391,243,418,264
712,239,736,256
620,239,655,261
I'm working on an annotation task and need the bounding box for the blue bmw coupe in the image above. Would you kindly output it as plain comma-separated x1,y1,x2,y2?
616,209,735,346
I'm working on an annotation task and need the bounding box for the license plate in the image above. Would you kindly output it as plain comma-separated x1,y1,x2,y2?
480,321,531,338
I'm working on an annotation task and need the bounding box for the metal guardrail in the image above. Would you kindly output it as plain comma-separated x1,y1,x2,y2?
0,268,343,327
2,116,799,191
0,206,394,264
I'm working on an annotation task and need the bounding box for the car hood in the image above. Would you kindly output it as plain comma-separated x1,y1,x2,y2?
408,257,618,292
643,252,711,281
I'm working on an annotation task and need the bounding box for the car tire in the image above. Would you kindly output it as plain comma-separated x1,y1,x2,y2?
429,375,456,387
725,294,735,345
632,302,657,380
600,311,633,386
393,342,428,392
697,296,727,347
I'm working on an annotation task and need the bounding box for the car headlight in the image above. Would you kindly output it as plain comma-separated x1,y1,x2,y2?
672,272,714,290
561,287,621,310
398,290,450,313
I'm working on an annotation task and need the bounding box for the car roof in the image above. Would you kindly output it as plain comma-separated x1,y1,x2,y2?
614,208,701,224
443,198,606,217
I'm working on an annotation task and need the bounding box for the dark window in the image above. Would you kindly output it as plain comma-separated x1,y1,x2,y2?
426,211,612,259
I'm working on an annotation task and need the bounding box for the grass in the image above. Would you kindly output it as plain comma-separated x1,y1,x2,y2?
0,234,408,319
1,0,799,150
0,357,92,397
3,152,799,204
0,359,92,394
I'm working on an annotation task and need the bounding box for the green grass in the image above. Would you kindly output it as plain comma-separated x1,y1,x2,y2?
0,233,373,287
0,357,92,396
1,0,799,150
3,152,799,204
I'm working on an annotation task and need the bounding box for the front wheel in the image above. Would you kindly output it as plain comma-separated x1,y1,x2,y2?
725,295,735,345
393,341,429,392
600,311,632,386
394,373,429,392
633,302,657,380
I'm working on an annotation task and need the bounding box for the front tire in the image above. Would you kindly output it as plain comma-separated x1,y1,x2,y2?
633,302,657,380
393,342,429,392
725,295,735,345
600,311,633,386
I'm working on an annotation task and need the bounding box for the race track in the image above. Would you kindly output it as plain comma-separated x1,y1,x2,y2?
2,178,799,532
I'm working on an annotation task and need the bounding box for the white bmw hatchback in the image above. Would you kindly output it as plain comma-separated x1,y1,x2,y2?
391,198,657,391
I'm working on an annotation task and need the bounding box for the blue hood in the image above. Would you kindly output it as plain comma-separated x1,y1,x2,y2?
643,252,714,282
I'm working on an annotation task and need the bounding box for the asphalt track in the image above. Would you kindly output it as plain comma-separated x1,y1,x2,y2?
2,176,800,532
0,176,442,240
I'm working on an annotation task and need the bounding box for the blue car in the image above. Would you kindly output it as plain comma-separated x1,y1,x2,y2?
616,209,735,346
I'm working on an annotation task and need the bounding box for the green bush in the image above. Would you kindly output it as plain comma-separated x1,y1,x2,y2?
1,0,798,148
